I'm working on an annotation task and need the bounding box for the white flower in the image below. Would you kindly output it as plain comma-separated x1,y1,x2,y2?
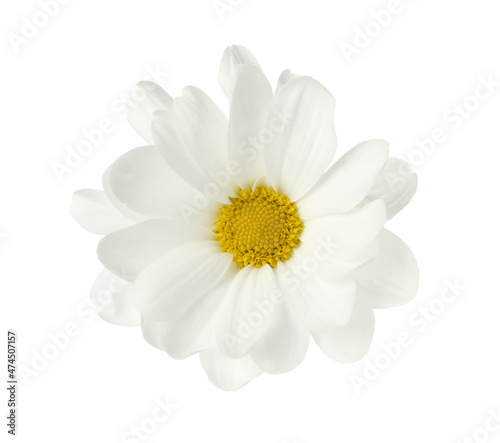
71,45,418,391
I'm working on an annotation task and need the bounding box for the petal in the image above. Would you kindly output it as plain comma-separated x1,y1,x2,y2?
283,273,357,331
141,316,166,351
218,45,261,101
90,268,140,326
131,241,235,321
160,283,229,358
104,145,198,219
312,293,375,363
200,350,263,391
173,87,229,179
216,265,283,358
277,236,381,290
126,81,173,144
275,69,298,93
251,175,271,190
70,189,134,235
353,229,419,308
298,139,389,220
364,158,417,219
263,76,337,201
276,202,386,292
299,199,386,263
152,110,211,192
102,165,148,223
152,88,237,202
227,64,273,189
97,218,210,282
141,272,232,358
250,305,309,374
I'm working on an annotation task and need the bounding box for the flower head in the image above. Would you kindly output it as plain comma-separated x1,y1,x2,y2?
71,45,418,391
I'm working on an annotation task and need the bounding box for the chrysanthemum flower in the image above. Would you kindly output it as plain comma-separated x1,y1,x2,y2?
71,45,418,391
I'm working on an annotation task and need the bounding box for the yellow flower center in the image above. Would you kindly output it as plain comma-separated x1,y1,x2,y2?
214,186,304,268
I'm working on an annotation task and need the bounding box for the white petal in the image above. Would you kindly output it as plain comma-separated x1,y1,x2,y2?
97,219,210,282
90,268,140,326
227,64,273,189
312,293,374,363
142,273,232,359
283,273,357,331
173,87,229,178
152,88,237,202
70,189,134,235
298,139,389,220
251,175,271,190
277,236,381,291
160,277,231,359
132,241,235,321
277,202,385,294
104,145,198,219
217,265,283,358
299,199,386,263
102,166,148,223
200,350,263,391
140,317,166,350
353,229,419,308
275,69,298,93
141,272,232,358
250,305,309,374
264,76,337,201
152,111,209,188
126,81,173,144
218,45,261,101
322,237,382,280
364,158,417,219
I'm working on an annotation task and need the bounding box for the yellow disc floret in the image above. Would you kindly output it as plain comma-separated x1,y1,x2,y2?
214,186,304,268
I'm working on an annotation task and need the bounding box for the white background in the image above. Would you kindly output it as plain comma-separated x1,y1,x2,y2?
2,0,500,442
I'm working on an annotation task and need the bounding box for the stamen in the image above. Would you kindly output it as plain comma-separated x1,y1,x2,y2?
214,186,304,268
